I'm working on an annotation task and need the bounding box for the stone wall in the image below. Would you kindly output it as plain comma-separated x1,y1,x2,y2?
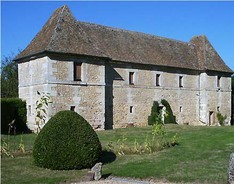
18,57,50,130
18,56,106,131
47,57,106,130
18,56,232,131
107,62,200,128
199,72,231,125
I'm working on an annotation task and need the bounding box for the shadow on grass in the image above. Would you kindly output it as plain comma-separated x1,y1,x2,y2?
102,173,112,179
98,150,116,165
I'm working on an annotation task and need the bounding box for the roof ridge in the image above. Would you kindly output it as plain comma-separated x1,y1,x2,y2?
77,20,190,45
46,5,67,50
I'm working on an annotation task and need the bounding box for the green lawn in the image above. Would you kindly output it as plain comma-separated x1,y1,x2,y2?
1,125,234,184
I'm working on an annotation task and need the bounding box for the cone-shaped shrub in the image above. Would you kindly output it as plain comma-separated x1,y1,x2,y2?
33,110,102,170
161,99,177,124
148,101,162,125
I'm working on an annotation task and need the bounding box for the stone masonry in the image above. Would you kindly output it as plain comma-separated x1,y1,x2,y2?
16,5,232,131
18,55,232,131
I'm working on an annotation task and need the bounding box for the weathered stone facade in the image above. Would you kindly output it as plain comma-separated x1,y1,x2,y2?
18,55,232,131
16,5,232,131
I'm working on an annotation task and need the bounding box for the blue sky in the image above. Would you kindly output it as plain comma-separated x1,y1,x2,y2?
1,1,234,70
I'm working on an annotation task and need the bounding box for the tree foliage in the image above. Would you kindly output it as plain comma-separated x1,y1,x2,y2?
1,54,18,98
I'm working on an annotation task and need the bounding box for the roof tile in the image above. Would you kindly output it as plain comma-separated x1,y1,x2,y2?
15,5,233,74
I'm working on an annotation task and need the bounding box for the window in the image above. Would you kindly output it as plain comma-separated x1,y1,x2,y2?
130,106,133,113
28,105,31,116
179,76,183,88
217,76,221,88
74,62,82,81
179,106,183,113
129,72,134,85
156,74,160,86
217,106,220,112
70,106,75,111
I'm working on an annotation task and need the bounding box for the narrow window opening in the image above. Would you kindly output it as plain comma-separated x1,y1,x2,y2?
179,76,183,88
70,106,75,111
217,76,221,88
217,106,220,112
28,105,31,116
130,106,133,113
129,72,134,85
156,74,160,86
74,62,82,81
179,106,183,113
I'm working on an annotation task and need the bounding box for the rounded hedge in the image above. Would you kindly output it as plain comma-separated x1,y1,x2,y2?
33,110,102,170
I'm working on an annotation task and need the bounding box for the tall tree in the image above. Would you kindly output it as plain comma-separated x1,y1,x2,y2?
1,54,18,98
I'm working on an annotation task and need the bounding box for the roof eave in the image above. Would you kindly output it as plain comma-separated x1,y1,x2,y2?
14,51,111,63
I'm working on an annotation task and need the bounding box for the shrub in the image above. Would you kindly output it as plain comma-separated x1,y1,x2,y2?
33,110,102,170
148,101,162,125
1,98,28,134
161,99,177,124
217,112,227,126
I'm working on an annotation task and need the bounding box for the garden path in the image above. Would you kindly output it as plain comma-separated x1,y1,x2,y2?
76,177,188,184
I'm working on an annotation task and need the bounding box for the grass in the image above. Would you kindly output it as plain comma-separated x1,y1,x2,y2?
1,134,87,184
1,125,234,184
98,125,234,183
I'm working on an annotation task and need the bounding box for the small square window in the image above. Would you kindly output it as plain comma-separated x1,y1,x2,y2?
70,106,75,111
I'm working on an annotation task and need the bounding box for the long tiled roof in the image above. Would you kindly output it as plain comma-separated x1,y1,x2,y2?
15,5,233,73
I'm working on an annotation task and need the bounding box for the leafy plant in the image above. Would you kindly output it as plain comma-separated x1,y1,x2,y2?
152,123,166,138
117,136,128,155
18,135,25,153
217,112,227,126
35,91,52,133
170,133,179,146
105,125,178,155
1,136,14,158
133,139,142,154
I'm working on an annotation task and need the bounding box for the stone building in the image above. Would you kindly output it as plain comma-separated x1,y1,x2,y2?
14,5,233,131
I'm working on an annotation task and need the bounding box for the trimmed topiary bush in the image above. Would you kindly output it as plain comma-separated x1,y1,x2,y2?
33,110,102,170
161,99,177,124
148,101,162,125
